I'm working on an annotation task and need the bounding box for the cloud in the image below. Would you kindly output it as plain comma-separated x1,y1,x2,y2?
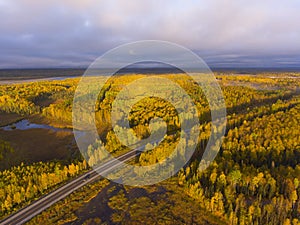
0,0,300,68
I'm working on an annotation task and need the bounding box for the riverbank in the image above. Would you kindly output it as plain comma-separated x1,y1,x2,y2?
0,113,80,171
0,112,24,127
0,76,80,85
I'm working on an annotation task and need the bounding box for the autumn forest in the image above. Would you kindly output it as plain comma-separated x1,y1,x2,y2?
0,72,299,225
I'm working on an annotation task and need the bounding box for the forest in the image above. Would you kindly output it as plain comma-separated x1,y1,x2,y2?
0,72,299,224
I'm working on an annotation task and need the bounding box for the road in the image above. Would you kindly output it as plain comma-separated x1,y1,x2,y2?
0,149,139,225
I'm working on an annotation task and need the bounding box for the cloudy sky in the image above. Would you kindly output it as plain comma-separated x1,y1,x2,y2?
1,0,300,69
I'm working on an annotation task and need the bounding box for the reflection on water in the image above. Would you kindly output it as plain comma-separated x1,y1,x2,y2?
1,119,88,140
1,119,103,153
1,119,71,132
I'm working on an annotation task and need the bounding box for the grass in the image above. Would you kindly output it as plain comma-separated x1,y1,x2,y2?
0,112,24,127
0,125,79,170
26,178,226,225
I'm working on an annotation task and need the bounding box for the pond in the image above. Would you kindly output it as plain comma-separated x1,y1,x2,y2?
1,119,72,132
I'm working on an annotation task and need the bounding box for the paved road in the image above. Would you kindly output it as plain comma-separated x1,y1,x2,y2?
0,149,139,225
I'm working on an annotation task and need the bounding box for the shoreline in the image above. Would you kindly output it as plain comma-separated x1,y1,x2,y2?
0,76,80,85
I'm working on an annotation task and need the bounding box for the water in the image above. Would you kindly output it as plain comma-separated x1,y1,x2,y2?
1,119,72,132
0,69,84,81
0,119,89,141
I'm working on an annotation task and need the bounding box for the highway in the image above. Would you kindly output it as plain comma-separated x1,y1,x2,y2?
0,149,139,225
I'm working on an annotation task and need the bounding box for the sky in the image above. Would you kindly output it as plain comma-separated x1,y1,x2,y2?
1,0,300,69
